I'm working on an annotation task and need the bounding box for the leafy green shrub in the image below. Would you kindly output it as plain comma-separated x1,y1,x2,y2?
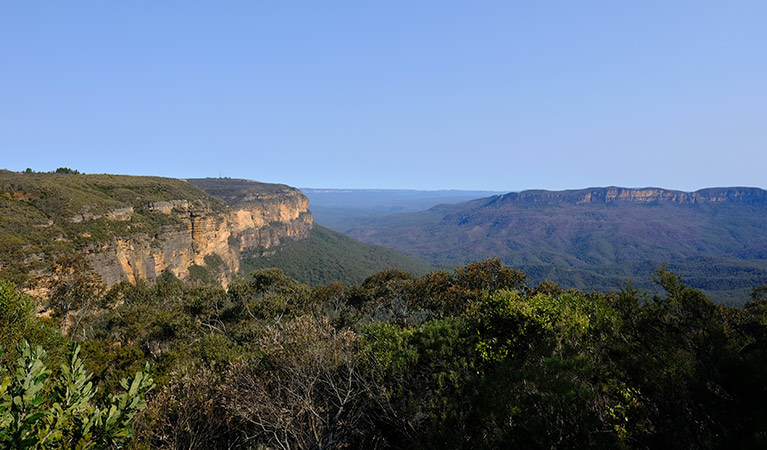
0,281,65,371
0,341,153,449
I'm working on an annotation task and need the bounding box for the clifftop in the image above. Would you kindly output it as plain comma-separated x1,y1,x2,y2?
187,178,306,208
0,172,226,219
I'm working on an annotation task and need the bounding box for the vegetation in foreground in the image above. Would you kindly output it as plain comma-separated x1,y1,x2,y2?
2,259,767,449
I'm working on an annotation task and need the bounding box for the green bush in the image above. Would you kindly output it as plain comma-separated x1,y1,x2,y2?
0,281,64,371
0,341,153,449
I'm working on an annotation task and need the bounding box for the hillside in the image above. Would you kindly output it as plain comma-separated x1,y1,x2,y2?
343,186,767,303
239,224,433,286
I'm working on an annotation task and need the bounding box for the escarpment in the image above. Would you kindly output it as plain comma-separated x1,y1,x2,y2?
0,172,313,290
342,185,767,303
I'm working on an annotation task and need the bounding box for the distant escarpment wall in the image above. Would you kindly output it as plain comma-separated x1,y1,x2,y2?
490,187,767,206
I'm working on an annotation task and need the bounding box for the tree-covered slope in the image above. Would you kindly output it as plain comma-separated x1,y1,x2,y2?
239,224,433,285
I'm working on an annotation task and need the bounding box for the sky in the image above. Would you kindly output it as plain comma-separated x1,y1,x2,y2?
1,1,766,191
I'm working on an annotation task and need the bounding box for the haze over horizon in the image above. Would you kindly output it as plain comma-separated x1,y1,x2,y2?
2,1,765,191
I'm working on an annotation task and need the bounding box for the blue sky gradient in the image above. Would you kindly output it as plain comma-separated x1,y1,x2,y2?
2,1,765,191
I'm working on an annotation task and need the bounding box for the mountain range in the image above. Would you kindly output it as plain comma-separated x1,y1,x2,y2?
341,186,767,304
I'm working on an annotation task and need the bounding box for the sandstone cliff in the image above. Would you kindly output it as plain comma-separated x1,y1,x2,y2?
88,179,314,286
85,202,238,286
189,178,314,253
0,172,313,290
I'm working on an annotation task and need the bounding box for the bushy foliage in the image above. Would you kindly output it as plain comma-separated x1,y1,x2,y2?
0,281,66,374
5,259,767,449
54,168,80,175
0,341,153,449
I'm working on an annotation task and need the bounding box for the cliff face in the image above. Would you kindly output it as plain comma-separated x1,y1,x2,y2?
85,203,239,286
187,178,314,252
87,180,314,286
0,172,313,290
227,190,313,252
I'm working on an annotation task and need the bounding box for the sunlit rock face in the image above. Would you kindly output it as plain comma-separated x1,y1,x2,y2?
0,172,315,295
86,178,314,287
86,205,239,286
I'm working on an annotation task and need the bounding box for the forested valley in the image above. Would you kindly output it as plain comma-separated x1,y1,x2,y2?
2,257,766,449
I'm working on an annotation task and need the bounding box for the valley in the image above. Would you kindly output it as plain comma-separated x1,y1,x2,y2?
302,187,504,232
5,172,766,304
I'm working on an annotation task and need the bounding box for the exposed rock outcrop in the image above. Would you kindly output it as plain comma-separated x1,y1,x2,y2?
225,190,313,252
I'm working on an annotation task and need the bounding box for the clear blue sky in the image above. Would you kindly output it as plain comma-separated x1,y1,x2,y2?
2,1,765,191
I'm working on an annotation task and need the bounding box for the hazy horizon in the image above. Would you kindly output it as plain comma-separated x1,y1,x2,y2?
4,167,765,194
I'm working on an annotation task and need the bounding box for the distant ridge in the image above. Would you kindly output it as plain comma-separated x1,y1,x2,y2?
342,186,767,304
465,186,767,208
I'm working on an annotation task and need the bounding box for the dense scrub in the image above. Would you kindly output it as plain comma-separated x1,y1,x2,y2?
0,281,154,449
2,259,767,449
